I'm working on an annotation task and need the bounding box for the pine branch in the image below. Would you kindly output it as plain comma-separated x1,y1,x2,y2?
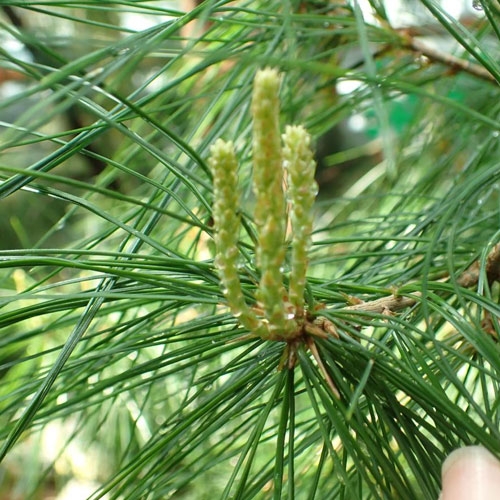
343,243,500,315
457,243,500,288
402,34,497,84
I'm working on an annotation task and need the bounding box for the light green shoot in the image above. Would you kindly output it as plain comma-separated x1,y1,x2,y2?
251,68,296,337
209,69,318,341
208,139,268,338
283,125,318,316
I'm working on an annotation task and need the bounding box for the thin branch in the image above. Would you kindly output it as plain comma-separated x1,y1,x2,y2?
402,34,497,84
361,29,496,84
306,336,340,398
457,243,500,287
345,293,421,314
343,243,500,315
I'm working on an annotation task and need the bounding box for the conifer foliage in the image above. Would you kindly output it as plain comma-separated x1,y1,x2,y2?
0,1,499,499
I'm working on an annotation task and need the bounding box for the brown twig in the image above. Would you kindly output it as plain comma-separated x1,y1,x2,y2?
305,336,340,398
342,243,500,315
402,34,497,84
457,243,500,287
345,293,422,315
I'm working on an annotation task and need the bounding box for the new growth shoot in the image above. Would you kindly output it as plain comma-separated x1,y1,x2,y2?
209,68,322,343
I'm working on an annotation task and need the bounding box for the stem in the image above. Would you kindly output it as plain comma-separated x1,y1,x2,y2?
343,243,500,315
403,34,496,84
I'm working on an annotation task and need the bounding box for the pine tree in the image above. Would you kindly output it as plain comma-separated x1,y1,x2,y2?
1,1,499,498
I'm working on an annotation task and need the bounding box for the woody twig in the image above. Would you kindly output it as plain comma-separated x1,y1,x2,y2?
342,243,500,316
404,35,496,84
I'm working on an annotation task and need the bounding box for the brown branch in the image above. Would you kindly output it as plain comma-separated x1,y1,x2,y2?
342,243,500,315
457,243,500,288
402,34,497,84
345,293,421,315
306,336,340,398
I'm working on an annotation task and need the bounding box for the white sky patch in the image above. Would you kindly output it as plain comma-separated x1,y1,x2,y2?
358,0,481,27
56,480,108,500
3,38,25,54
1,35,33,63
348,114,368,132
336,79,364,95
122,12,173,32
0,81,25,99
354,0,378,24
385,0,420,28
440,0,466,18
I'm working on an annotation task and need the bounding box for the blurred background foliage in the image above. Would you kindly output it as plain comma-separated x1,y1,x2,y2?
0,0,500,499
